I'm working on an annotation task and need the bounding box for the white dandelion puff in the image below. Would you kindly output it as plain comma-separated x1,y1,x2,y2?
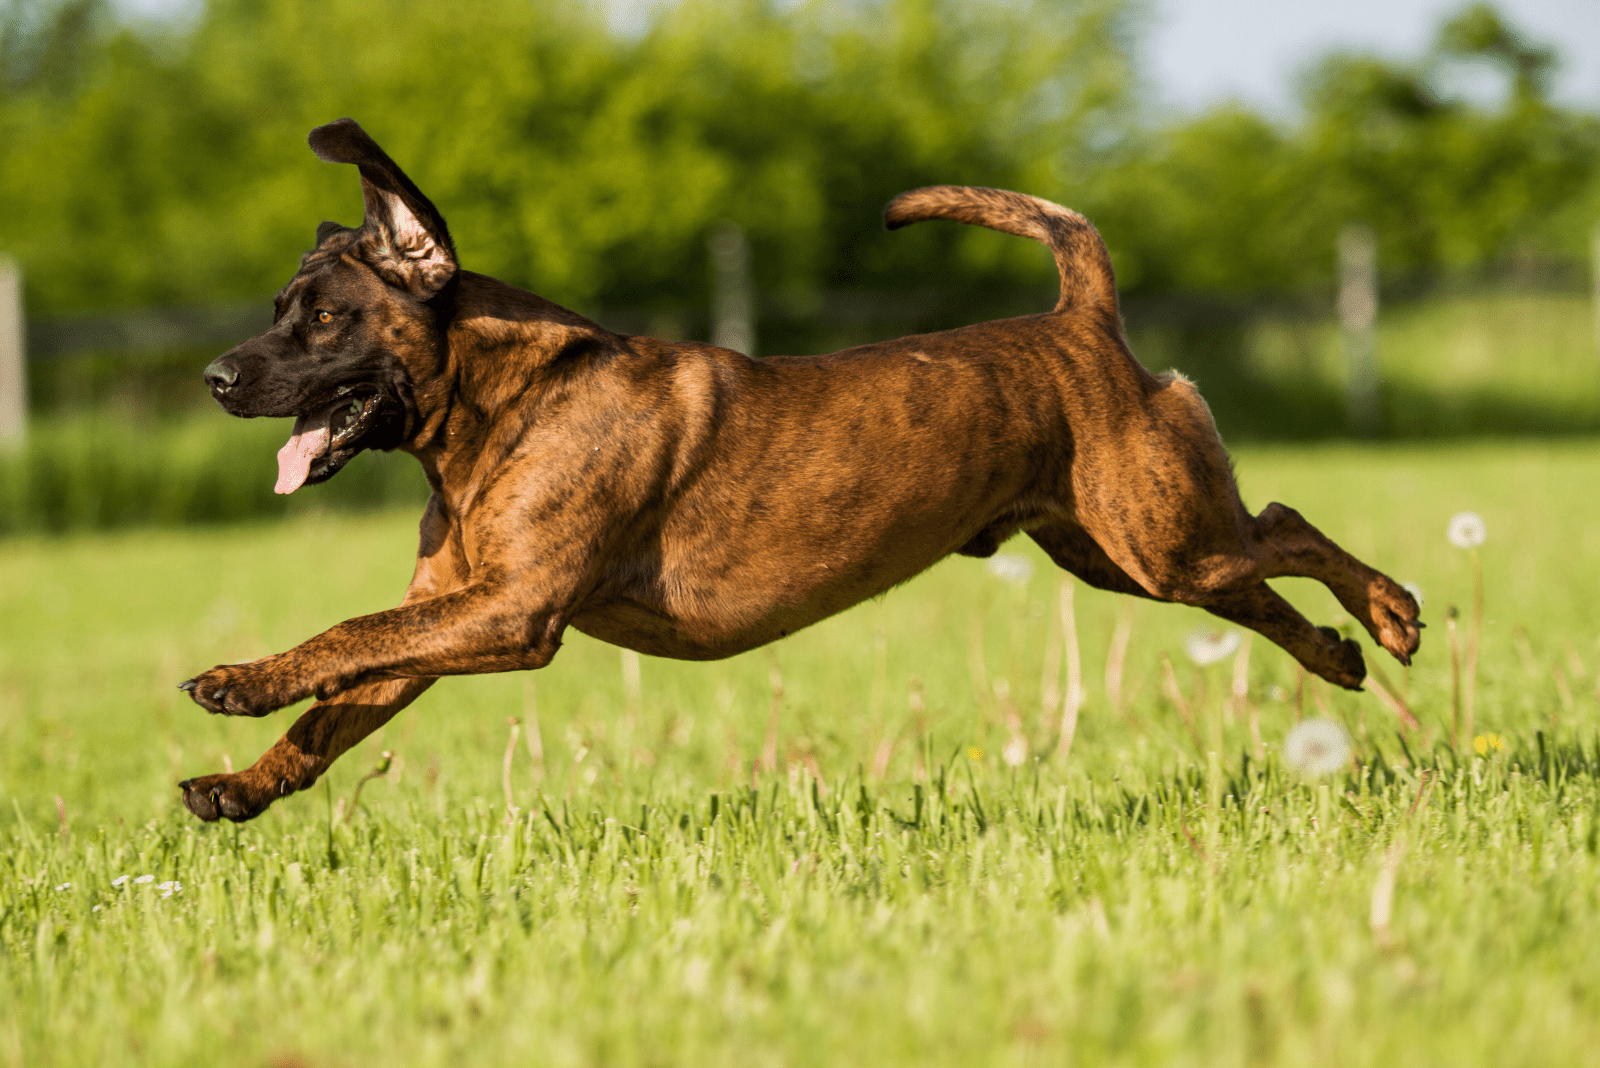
1402,582,1425,607
1184,629,1242,667
111,875,129,887
1447,512,1486,549
133,875,154,885
985,553,1034,587
1284,718,1352,777
1002,734,1029,768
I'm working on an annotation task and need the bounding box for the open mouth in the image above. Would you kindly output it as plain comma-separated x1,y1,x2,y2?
274,394,378,494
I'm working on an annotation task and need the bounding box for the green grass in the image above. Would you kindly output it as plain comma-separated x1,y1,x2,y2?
3,441,1600,1066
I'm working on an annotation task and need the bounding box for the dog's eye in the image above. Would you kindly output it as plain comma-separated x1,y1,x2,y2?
316,310,333,324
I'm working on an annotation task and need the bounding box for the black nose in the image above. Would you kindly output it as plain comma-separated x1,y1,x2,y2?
204,357,239,394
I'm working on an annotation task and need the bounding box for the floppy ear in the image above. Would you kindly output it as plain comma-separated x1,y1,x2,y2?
307,118,457,298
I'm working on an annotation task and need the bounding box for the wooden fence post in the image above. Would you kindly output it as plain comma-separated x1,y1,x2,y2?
709,221,755,357
1338,223,1380,437
0,256,24,447
1591,223,1600,356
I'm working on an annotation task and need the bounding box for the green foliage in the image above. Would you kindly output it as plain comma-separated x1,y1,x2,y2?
3,442,1600,1065
0,410,427,535
2,0,1593,322
1093,4,1600,294
0,0,1134,316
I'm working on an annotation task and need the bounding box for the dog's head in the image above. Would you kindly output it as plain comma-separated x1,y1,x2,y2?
203,119,457,493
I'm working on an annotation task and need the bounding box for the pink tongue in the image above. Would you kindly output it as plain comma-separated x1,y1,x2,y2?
274,410,335,495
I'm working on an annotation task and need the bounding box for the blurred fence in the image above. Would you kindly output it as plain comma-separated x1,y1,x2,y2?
4,223,1600,536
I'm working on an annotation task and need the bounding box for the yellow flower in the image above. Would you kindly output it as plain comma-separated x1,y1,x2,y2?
967,746,983,762
1473,733,1505,756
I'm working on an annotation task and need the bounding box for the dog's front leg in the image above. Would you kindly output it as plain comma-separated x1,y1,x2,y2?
179,676,434,821
182,579,568,716
179,496,475,820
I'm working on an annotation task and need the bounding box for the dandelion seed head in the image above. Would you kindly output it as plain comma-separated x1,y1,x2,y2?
683,957,711,996
1002,735,1028,768
1184,629,1242,667
984,553,1034,587
1402,582,1425,607
1447,512,1486,549
1284,718,1351,777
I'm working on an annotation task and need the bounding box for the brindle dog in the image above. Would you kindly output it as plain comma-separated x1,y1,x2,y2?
177,118,1422,822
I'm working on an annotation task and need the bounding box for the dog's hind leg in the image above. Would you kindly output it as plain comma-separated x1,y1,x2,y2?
179,677,434,822
1197,583,1366,689
1029,523,1160,600
1032,521,1367,689
1247,503,1422,666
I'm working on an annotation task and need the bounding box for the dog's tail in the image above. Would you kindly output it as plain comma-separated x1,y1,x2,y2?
883,186,1117,319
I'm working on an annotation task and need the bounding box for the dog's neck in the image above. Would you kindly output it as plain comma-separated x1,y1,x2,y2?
403,271,619,504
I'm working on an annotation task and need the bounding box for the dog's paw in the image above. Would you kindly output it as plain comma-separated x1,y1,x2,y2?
178,773,278,823
1365,578,1423,666
180,660,288,717
1310,626,1367,691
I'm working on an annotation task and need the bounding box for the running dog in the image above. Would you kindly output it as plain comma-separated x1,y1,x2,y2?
178,119,1421,821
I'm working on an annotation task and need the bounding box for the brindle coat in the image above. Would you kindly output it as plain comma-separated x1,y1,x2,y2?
177,119,1422,822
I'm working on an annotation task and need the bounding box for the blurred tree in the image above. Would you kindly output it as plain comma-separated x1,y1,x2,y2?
1091,2,1600,297
0,0,1593,318
0,0,1136,315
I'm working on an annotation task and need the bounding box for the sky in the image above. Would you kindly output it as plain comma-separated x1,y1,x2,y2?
1143,0,1600,115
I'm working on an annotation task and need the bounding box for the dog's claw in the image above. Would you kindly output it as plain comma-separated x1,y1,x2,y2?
179,680,197,693
180,773,274,823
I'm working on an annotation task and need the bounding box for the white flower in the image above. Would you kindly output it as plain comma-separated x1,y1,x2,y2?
1184,629,1241,667
1284,718,1352,777
1447,512,1486,549
133,875,154,885
1402,582,1425,607
1002,734,1028,767
157,881,181,893
111,876,129,887
54,883,71,891
985,553,1034,587
91,905,102,913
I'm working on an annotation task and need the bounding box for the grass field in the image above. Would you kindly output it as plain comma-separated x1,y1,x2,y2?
3,441,1600,1067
